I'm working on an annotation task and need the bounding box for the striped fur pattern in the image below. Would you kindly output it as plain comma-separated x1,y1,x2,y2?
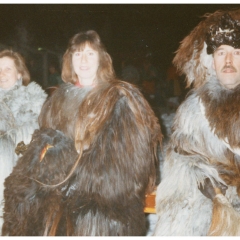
3,81,162,236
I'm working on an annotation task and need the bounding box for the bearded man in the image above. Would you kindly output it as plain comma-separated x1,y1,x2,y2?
153,9,240,236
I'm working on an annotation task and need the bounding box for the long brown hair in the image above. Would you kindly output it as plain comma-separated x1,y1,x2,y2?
0,49,30,85
62,30,115,85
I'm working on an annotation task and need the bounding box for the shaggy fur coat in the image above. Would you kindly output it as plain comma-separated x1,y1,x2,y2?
0,81,47,234
153,77,240,236
2,81,162,236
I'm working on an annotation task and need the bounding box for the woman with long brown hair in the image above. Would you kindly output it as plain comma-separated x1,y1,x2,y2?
2,30,162,236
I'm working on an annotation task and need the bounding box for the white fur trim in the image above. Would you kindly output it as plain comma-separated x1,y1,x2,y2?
0,81,47,234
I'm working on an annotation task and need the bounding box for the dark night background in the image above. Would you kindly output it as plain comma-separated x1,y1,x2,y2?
0,3,239,86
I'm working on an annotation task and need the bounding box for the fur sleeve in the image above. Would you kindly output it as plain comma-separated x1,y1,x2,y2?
73,80,162,194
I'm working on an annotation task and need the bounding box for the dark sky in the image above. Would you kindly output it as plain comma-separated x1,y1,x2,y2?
0,3,240,72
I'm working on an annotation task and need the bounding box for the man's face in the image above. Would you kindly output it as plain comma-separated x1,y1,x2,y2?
212,45,240,89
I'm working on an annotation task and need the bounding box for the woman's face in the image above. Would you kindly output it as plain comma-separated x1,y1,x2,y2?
72,44,99,86
0,56,21,90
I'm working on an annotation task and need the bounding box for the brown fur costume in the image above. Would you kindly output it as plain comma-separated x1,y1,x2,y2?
2,81,162,236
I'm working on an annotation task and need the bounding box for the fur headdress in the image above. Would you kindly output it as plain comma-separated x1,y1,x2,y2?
173,9,240,89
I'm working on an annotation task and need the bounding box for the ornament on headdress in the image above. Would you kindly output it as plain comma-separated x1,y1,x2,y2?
206,13,240,54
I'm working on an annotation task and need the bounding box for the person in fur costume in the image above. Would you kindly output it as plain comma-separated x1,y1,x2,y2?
0,49,47,234
153,9,240,236
2,30,162,236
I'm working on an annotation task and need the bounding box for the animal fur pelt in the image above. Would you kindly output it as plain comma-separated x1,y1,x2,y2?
0,81,47,235
2,128,79,236
3,81,162,236
153,76,240,236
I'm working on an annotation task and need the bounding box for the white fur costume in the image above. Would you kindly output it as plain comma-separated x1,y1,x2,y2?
0,81,47,233
154,78,240,235
153,9,240,236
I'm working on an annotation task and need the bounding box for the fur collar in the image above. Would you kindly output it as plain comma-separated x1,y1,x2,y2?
0,81,47,127
197,77,240,149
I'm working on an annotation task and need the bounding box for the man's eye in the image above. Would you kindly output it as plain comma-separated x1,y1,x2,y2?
234,50,240,55
215,51,225,56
